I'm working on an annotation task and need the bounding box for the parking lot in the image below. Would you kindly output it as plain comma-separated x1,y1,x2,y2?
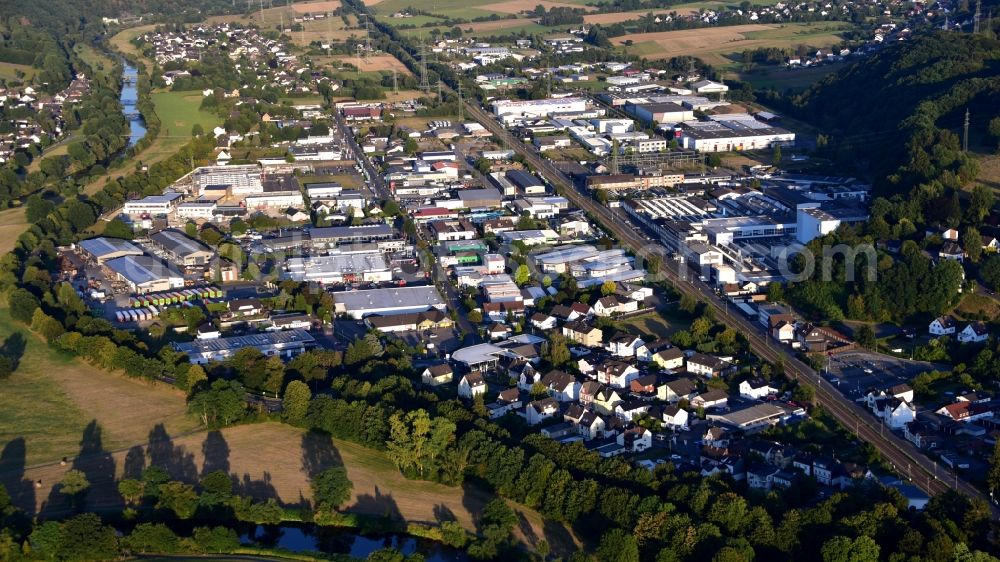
824,351,941,399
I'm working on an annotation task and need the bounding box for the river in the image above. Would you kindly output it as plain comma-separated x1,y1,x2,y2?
240,525,467,561
121,61,147,147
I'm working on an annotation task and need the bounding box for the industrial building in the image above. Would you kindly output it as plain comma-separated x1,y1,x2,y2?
333,286,447,319
284,252,392,284
308,224,397,247
122,192,183,217
174,329,316,364
193,165,262,195
492,97,589,121
149,229,215,267
679,115,795,152
104,255,185,294
79,237,144,265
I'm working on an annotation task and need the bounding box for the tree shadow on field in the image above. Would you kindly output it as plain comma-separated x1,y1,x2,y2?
146,423,197,482
0,332,26,370
301,430,344,478
40,420,118,516
0,438,35,513
123,445,146,479
543,518,577,558
200,430,230,476
351,486,403,524
434,503,457,523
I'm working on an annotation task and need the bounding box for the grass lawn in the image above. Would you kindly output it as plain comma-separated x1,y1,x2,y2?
0,62,35,82
736,61,847,91
0,207,28,255
13,422,579,553
0,306,200,469
951,292,1000,321
109,25,156,59
614,308,691,340
396,21,561,39
73,44,114,77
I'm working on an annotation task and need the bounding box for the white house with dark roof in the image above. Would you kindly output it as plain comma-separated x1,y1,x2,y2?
662,404,690,430
739,378,778,400
458,372,487,399
525,397,560,425
605,333,644,358
929,315,956,336
958,321,989,343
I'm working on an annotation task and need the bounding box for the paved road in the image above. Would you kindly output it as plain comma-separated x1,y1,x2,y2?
457,94,993,509
331,110,387,199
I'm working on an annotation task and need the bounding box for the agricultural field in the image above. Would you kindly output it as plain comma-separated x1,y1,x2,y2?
370,0,593,19
0,62,36,82
583,10,672,24
615,22,850,68
330,54,412,74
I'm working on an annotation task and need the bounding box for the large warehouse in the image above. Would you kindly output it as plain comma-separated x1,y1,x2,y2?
333,286,446,319
79,237,144,265
174,329,316,364
284,252,392,285
680,115,795,153
149,229,215,267
104,255,185,294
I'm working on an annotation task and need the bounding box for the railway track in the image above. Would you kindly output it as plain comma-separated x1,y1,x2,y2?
458,97,991,508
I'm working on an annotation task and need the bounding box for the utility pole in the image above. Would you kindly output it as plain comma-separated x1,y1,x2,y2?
963,107,970,152
611,139,620,175
974,0,982,33
437,78,442,100
280,11,284,33
259,0,264,22
392,68,398,93
419,42,429,93
458,80,464,121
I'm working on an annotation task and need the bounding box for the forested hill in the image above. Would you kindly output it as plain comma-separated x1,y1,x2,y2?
0,0,241,31
790,31,1000,196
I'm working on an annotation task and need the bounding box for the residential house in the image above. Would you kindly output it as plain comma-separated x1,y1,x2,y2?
929,315,956,336
958,321,989,344
526,397,560,425
516,363,542,390
702,426,730,448
747,465,781,491
629,374,658,397
458,372,487,399
662,404,690,430
691,389,729,410
421,364,454,386
539,370,581,402
579,381,602,408
487,323,512,340
636,338,673,362
564,404,606,440
605,333,644,358
529,312,557,330
487,388,523,419
652,347,685,370
687,353,732,377
771,319,795,342
592,386,624,415
617,426,653,452
658,377,697,403
872,397,916,429
903,421,938,449
739,378,777,400
938,241,964,262
935,401,994,423
594,295,638,317
551,302,592,322
563,320,603,347
596,360,640,388
615,399,651,421
747,441,794,468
